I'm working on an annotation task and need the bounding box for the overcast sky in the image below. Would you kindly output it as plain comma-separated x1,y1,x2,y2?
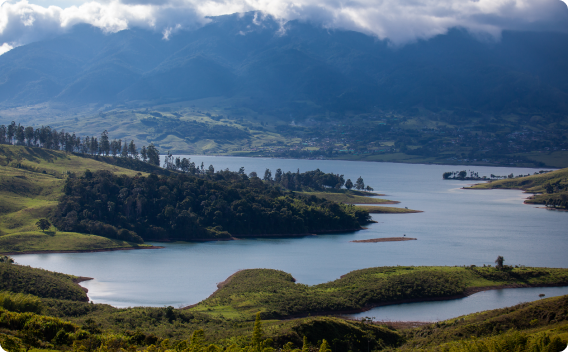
0,0,567,54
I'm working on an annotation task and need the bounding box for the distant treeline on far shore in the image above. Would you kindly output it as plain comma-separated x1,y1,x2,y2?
1,121,373,192
443,169,553,180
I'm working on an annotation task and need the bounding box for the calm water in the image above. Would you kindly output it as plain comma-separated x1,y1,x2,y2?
347,286,568,322
13,158,568,319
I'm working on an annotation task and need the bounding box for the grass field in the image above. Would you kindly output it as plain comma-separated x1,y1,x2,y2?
299,191,398,204
469,167,568,193
0,145,152,253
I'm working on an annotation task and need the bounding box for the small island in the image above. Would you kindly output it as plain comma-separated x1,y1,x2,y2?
351,237,417,243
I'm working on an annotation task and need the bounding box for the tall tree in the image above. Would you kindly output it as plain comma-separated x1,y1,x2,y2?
100,130,110,156
128,140,138,159
121,143,129,158
141,146,147,162
274,168,282,183
252,313,263,351
263,169,272,181
7,121,15,144
0,125,6,144
15,124,25,145
355,176,365,191
24,126,34,146
345,179,353,190
495,256,504,270
146,143,160,165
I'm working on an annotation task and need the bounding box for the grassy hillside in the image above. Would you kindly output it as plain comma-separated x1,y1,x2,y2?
469,167,568,207
398,294,568,351
0,263,567,351
0,263,88,301
190,266,568,320
0,279,566,352
0,145,154,253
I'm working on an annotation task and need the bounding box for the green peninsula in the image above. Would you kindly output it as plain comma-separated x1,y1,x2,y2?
468,167,568,209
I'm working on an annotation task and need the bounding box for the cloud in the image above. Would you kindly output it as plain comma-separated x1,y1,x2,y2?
0,0,566,51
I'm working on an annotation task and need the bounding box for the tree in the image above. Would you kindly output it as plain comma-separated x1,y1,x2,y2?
345,179,353,190
366,185,374,192
180,158,190,173
274,168,282,183
36,219,51,232
7,121,15,144
141,146,147,162
495,255,504,270
121,143,129,158
15,124,25,145
146,143,160,165
0,125,6,144
301,336,309,352
100,130,110,156
355,176,365,191
263,169,272,181
24,126,34,146
128,140,138,159
319,340,331,352
252,313,263,351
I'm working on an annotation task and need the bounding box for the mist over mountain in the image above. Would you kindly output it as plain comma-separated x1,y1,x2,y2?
0,12,568,117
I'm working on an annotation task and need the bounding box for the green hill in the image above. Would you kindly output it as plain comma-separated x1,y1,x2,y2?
190,266,568,320
0,145,155,253
0,262,88,301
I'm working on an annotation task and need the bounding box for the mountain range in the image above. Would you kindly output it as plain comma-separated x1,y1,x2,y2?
1,12,568,117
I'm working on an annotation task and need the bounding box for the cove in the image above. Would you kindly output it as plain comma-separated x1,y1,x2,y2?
346,286,568,322
13,159,568,313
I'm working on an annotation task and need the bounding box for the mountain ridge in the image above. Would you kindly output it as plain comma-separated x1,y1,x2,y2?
0,12,567,117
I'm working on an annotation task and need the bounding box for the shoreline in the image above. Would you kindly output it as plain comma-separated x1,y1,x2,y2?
152,228,366,243
282,283,568,321
182,271,568,319
182,269,248,310
5,228,367,254
4,245,164,256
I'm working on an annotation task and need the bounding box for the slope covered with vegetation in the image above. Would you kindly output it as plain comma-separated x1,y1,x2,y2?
190,266,568,319
0,263,88,301
0,263,567,352
0,145,157,253
469,167,568,208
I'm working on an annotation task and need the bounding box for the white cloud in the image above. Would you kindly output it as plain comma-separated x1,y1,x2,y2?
0,0,566,53
0,41,13,54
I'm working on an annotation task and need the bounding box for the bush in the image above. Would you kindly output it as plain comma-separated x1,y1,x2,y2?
0,292,43,314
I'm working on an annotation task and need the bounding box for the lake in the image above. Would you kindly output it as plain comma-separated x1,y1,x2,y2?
13,158,568,320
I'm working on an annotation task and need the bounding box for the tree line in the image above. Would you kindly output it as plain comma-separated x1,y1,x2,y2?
0,122,160,165
1,121,376,191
